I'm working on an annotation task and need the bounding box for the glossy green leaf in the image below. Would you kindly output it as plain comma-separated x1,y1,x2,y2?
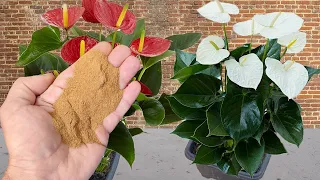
217,157,229,173
136,93,148,102
198,64,221,79
263,130,287,154
193,145,223,165
270,97,303,146
87,31,107,41
230,43,251,60
253,117,270,144
192,121,226,147
166,33,202,50
166,96,207,120
139,61,162,95
174,49,196,73
17,26,62,66
172,64,210,82
305,66,320,81
108,122,134,166
207,103,228,136
129,128,144,137
173,74,221,108
217,154,242,176
140,98,165,126
121,19,145,46
252,39,281,60
235,138,265,176
158,94,181,125
143,50,175,69
171,120,204,139
221,81,264,141
69,26,87,37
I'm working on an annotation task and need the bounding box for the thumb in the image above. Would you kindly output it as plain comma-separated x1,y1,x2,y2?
6,74,55,106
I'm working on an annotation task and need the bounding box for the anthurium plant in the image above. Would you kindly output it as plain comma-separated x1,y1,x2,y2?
166,0,320,176
16,0,200,173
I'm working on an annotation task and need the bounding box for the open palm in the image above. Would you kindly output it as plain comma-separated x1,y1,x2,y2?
0,42,141,180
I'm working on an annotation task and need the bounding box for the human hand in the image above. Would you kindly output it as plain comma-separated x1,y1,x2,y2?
0,42,141,180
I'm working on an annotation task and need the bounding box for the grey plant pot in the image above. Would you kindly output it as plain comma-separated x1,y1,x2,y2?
90,152,120,180
185,141,271,180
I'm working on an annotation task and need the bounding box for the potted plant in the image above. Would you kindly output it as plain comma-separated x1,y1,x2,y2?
15,0,199,179
162,0,320,179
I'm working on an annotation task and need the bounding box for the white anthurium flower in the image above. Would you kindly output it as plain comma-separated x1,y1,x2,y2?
278,32,307,53
197,0,239,23
265,57,308,99
253,12,304,39
196,36,230,65
225,53,263,89
233,19,264,36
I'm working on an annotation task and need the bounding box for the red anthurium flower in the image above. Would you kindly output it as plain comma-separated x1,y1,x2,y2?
94,1,136,34
41,6,85,29
61,36,98,64
82,0,99,23
138,81,153,96
130,37,171,57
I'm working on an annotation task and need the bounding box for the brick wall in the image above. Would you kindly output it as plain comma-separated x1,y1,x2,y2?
0,0,319,128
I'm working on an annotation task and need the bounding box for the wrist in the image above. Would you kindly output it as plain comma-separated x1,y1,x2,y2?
3,165,47,180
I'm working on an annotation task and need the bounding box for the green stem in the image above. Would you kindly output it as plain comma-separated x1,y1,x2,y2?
111,30,118,48
137,68,146,81
280,47,287,60
223,24,229,50
99,24,102,42
249,34,253,53
262,39,269,62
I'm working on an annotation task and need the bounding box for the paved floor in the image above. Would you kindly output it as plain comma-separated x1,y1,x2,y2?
1,129,320,179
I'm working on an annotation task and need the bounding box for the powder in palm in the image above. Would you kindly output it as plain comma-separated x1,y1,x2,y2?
51,50,123,147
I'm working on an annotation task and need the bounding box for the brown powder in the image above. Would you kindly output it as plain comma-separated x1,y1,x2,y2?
51,50,123,147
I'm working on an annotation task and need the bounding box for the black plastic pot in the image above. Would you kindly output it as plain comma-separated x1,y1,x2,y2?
90,152,120,180
185,141,271,180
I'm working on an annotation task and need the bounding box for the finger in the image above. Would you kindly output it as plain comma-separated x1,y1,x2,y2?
6,74,55,106
119,56,141,89
103,81,141,133
108,45,132,67
37,42,113,107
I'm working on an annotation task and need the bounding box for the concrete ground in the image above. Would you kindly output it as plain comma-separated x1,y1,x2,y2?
1,129,320,179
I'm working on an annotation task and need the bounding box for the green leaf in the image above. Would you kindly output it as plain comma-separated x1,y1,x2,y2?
158,94,181,125
171,120,204,139
207,102,228,136
105,31,125,43
120,19,145,46
172,64,210,83
263,130,287,154
235,138,265,176
270,97,303,146
221,81,264,141
192,121,226,147
166,96,207,120
174,49,196,73
87,31,107,41
17,26,62,66
166,33,202,50
139,61,162,95
305,66,320,81
252,39,281,60
139,98,165,126
230,43,251,60
129,128,144,137
217,154,242,176
253,117,270,144
69,26,87,37
198,64,221,79
193,145,223,165
172,74,221,108
108,122,134,166
136,93,148,102
143,50,175,69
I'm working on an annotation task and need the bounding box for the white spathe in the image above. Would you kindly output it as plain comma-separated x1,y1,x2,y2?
197,0,239,23
265,57,308,99
253,12,304,39
196,36,230,65
278,32,307,53
233,19,264,36
225,53,263,89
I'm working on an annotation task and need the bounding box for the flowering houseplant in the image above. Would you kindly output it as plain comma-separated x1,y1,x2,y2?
166,0,320,177
16,0,201,176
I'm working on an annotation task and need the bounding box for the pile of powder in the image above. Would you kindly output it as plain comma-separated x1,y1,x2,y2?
51,50,123,147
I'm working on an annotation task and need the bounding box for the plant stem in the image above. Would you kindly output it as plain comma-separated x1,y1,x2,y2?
280,47,287,60
249,34,253,53
65,29,69,40
137,67,146,81
99,24,102,42
262,39,269,62
224,67,228,93
111,30,118,48
222,24,229,50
